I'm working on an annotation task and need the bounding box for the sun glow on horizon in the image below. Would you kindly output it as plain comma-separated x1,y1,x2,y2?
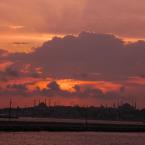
0,33,64,53
0,31,145,53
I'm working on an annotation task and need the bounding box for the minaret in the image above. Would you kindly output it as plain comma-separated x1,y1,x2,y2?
117,97,120,108
33,98,36,107
39,99,40,105
134,98,137,109
9,97,12,119
48,98,51,107
44,98,47,106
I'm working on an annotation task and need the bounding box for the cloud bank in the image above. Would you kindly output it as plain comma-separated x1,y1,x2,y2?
1,32,145,107
11,32,145,81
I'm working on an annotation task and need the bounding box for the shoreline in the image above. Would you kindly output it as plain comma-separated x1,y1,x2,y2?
0,120,145,132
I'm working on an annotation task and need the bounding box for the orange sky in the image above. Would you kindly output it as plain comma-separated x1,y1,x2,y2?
0,0,145,108
0,33,145,53
0,0,145,52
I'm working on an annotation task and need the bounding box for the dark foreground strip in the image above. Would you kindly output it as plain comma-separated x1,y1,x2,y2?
0,121,145,132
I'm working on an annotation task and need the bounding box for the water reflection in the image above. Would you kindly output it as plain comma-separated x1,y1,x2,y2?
0,132,145,145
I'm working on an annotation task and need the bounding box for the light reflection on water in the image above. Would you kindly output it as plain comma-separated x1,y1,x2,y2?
0,132,145,145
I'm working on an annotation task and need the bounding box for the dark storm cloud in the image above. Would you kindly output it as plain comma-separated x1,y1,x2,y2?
11,32,145,81
5,67,19,77
7,84,27,91
0,49,43,78
0,84,29,97
0,49,10,59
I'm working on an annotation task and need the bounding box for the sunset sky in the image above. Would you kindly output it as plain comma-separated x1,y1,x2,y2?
0,0,145,108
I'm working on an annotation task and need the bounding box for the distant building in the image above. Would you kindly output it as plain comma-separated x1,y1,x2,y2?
119,103,136,111
34,102,48,110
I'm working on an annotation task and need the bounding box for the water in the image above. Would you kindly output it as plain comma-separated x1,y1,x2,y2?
0,132,145,145
0,117,143,125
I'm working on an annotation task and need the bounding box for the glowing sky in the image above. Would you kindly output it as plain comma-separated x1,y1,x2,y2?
1,0,145,52
0,0,145,108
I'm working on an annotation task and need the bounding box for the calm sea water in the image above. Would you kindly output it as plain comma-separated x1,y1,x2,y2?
0,132,145,145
